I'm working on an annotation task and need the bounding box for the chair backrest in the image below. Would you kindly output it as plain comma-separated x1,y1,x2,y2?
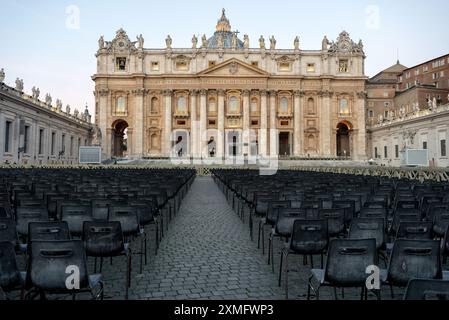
28,222,71,242
275,208,306,237
333,200,356,224
387,239,442,287
61,205,94,236
324,239,377,287
396,221,433,240
83,221,125,257
343,195,362,214
432,209,449,237
404,279,449,300
0,241,21,290
28,240,89,291
290,219,328,254
396,200,419,210
391,209,421,233
319,208,346,236
359,207,387,219
109,206,139,235
349,218,385,250
266,200,291,225
16,207,49,236
0,219,18,247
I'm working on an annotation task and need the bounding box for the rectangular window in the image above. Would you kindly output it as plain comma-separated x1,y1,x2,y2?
24,125,30,154
384,146,388,158
38,129,44,155
338,60,349,73
61,134,66,154
384,111,389,118
374,147,378,158
78,137,81,149
70,136,74,156
4,121,12,153
208,120,216,126
395,145,399,158
423,141,427,150
441,139,447,157
150,61,159,71
251,120,259,126
51,132,56,155
423,66,428,72
368,110,374,118
279,62,291,71
116,57,126,71
306,63,315,73
176,61,188,71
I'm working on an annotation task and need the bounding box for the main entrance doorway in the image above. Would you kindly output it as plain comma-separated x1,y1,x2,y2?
336,122,351,157
279,132,291,156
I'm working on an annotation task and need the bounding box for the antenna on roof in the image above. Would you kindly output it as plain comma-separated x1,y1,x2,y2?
396,48,400,64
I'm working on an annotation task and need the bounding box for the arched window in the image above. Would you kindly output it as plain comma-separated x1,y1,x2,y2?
279,97,289,114
151,133,159,148
151,97,159,114
177,96,186,113
251,98,258,114
308,134,315,148
116,97,126,113
208,98,217,113
307,98,315,114
339,99,350,115
229,96,239,113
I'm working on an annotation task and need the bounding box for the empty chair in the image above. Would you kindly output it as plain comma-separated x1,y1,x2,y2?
359,207,387,219
258,200,290,255
83,221,131,299
0,242,25,298
26,240,103,300
390,209,421,235
16,208,49,238
61,206,94,237
381,239,445,297
0,219,19,247
404,279,449,300
396,221,433,240
281,219,328,295
332,200,356,226
307,239,377,300
432,208,449,237
349,218,386,252
28,222,71,242
319,209,346,237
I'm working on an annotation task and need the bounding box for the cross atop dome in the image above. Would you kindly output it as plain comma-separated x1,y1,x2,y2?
216,8,231,32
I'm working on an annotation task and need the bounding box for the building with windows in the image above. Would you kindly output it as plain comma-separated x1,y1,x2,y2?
0,79,92,165
93,10,368,160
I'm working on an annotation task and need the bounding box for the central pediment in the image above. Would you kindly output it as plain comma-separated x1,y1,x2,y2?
198,58,270,77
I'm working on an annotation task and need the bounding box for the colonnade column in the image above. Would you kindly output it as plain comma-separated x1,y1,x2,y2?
217,89,225,159
293,90,301,156
163,90,172,156
356,92,367,160
242,90,250,156
133,88,145,158
321,91,331,156
189,90,198,158
199,89,208,158
269,91,277,157
259,90,268,157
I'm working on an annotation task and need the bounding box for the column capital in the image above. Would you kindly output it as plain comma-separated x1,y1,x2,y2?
259,89,268,97
199,89,208,96
293,90,302,97
162,89,173,97
132,88,148,96
217,89,226,96
189,89,199,96
356,91,368,99
319,90,333,98
98,89,109,97
268,90,277,97
242,90,251,97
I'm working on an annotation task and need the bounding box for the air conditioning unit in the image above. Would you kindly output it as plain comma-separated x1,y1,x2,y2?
79,146,102,164
402,149,428,167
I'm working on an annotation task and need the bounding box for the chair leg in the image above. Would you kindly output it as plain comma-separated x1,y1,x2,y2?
140,236,144,274
278,250,284,287
320,253,324,269
257,221,262,249
310,255,314,269
99,257,103,273
333,287,338,300
389,285,395,299
268,234,272,265
285,253,290,300
144,233,148,265
262,224,265,255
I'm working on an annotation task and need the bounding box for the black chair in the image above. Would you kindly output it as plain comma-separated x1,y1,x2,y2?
26,240,103,300
28,222,71,242
359,207,387,219
16,208,49,238
332,200,355,226
0,241,25,299
61,205,94,237
308,239,377,300
0,218,19,247
109,206,147,274
403,279,449,300
396,221,433,240
349,218,386,252
319,209,346,237
390,209,421,235
83,221,131,299
381,239,447,298
258,200,290,255
433,208,449,238
282,219,328,297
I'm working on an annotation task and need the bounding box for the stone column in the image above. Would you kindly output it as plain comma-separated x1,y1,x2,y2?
163,90,173,156
260,90,268,157
98,89,110,159
189,90,198,158
126,128,133,157
199,89,208,158
269,91,277,157
293,90,301,156
217,89,226,159
355,92,367,160
321,91,332,156
242,90,250,156
132,88,145,158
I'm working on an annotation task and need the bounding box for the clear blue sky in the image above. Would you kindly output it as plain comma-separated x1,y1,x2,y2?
1,0,448,117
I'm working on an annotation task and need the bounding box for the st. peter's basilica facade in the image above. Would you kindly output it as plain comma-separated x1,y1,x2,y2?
93,9,368,160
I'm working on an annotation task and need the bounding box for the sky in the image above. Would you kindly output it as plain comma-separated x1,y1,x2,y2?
1,0,449,118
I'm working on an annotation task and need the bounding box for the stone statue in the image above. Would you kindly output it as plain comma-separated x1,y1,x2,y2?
74,109,79,118
243,34,249,49
137,34,144,49
259,35,265,49
269,36,276,50
15,78,24,91
231,32,238,48
66,104,71,114
192,34,198,49
413,102,420,113
56,99,63,111
92,126,102,146
31,86,40,99
45,93,52,105
202,34,207,48
165,35,172,49
428,98,433,110
0,68,5,83
294,36,300,50
322,36,329,51
98,36,104,49
217,33,224,48
433,97,438,111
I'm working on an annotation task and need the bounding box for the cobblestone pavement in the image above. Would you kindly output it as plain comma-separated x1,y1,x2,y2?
12,176,410,300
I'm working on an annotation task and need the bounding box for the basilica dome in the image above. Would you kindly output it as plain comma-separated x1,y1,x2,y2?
206,9,244,49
